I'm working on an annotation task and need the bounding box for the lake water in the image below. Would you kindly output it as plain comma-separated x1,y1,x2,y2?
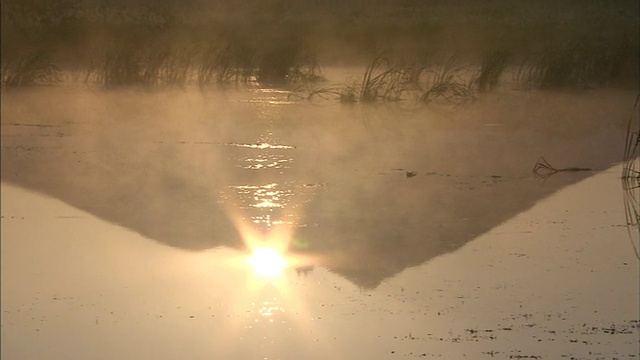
1,86,638,359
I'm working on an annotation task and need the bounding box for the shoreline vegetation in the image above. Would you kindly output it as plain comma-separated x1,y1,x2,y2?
1,0,639,104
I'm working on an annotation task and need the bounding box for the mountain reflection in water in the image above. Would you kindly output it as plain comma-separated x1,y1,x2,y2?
1,87,635,288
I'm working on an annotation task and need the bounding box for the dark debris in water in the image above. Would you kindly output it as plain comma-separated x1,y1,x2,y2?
387,317,639,359
532,156,593,180
508,353,541,359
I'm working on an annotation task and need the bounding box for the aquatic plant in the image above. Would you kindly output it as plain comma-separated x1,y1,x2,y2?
85,42,194,87
1,51,62,87
289,54,478,105
357,54,419,102
622,95,640,184
256,41,300,85
622,186,640,260
474,50,511,92
418,55,477,105
288,83,341,101
158,48,194,86
286,53,324,84
288,54,418,103
198,43,256,86
622,94,640,259
254,33,324,86
339,83,359,103
195,34,323,87
1,0,637,92
517,34,638,89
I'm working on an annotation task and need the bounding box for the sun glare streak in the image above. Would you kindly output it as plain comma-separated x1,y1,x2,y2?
219,177,320,284
246,246,288,278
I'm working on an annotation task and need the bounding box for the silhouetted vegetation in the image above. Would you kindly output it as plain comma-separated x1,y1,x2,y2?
622,95,640,259
475,50,511,92
623,95,640,183
517,35,638,89
1,50,62,87
418,55,476,105
291,54,476,105
1,0,638,92
84,42,194,87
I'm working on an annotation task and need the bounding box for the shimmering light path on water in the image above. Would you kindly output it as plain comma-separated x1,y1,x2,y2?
2,166,638,359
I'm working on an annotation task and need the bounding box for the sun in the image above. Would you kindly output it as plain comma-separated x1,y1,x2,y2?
246,246,288,278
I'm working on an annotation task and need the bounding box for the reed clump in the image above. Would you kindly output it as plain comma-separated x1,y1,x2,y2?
1,0,637,93
85,43,194,87
251,29,324,86
285,53,324,84
517,34,638,89
289,54,422,103
341,55,420,103
1,51,62,87
418,55,477,105
196,35,323,87
623,95,640,185
83,39,324,88
198,43,256,86
622,94,640,259
290,54,477,106
474,50,511,92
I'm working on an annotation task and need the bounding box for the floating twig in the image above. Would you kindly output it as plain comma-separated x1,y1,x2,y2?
532,156,592,179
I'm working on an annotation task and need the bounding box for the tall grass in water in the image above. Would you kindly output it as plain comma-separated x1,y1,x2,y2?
198,43,256,86
622,94,640,259
286,53,324,84
345,54,418,103
83,38,323,88
623,95,640,183
419,55,476,105
474,50,511,92
290,54,476,105
288,56,417,103
85,43,193,87
255,35,324,86
321,55,421,103
256,41,299,85
1,0,637,92
517,35,637,89
1,51,62,87
197,38,322,87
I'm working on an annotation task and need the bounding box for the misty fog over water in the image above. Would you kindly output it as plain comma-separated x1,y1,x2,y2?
2,87,637,284
2,1,639,359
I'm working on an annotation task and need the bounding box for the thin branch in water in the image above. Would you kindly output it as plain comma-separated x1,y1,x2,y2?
532,156,592,179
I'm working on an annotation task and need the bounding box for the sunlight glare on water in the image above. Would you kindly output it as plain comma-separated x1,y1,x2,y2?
246,246,288,278
230,183,290,210
241,153,291,170
252,298,286,323
227,142,295,149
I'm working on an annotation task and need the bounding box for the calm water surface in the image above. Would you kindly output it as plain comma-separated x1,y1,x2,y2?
1,86,638,359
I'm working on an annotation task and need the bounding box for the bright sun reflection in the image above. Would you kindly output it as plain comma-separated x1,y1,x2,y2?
246,246,288,278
